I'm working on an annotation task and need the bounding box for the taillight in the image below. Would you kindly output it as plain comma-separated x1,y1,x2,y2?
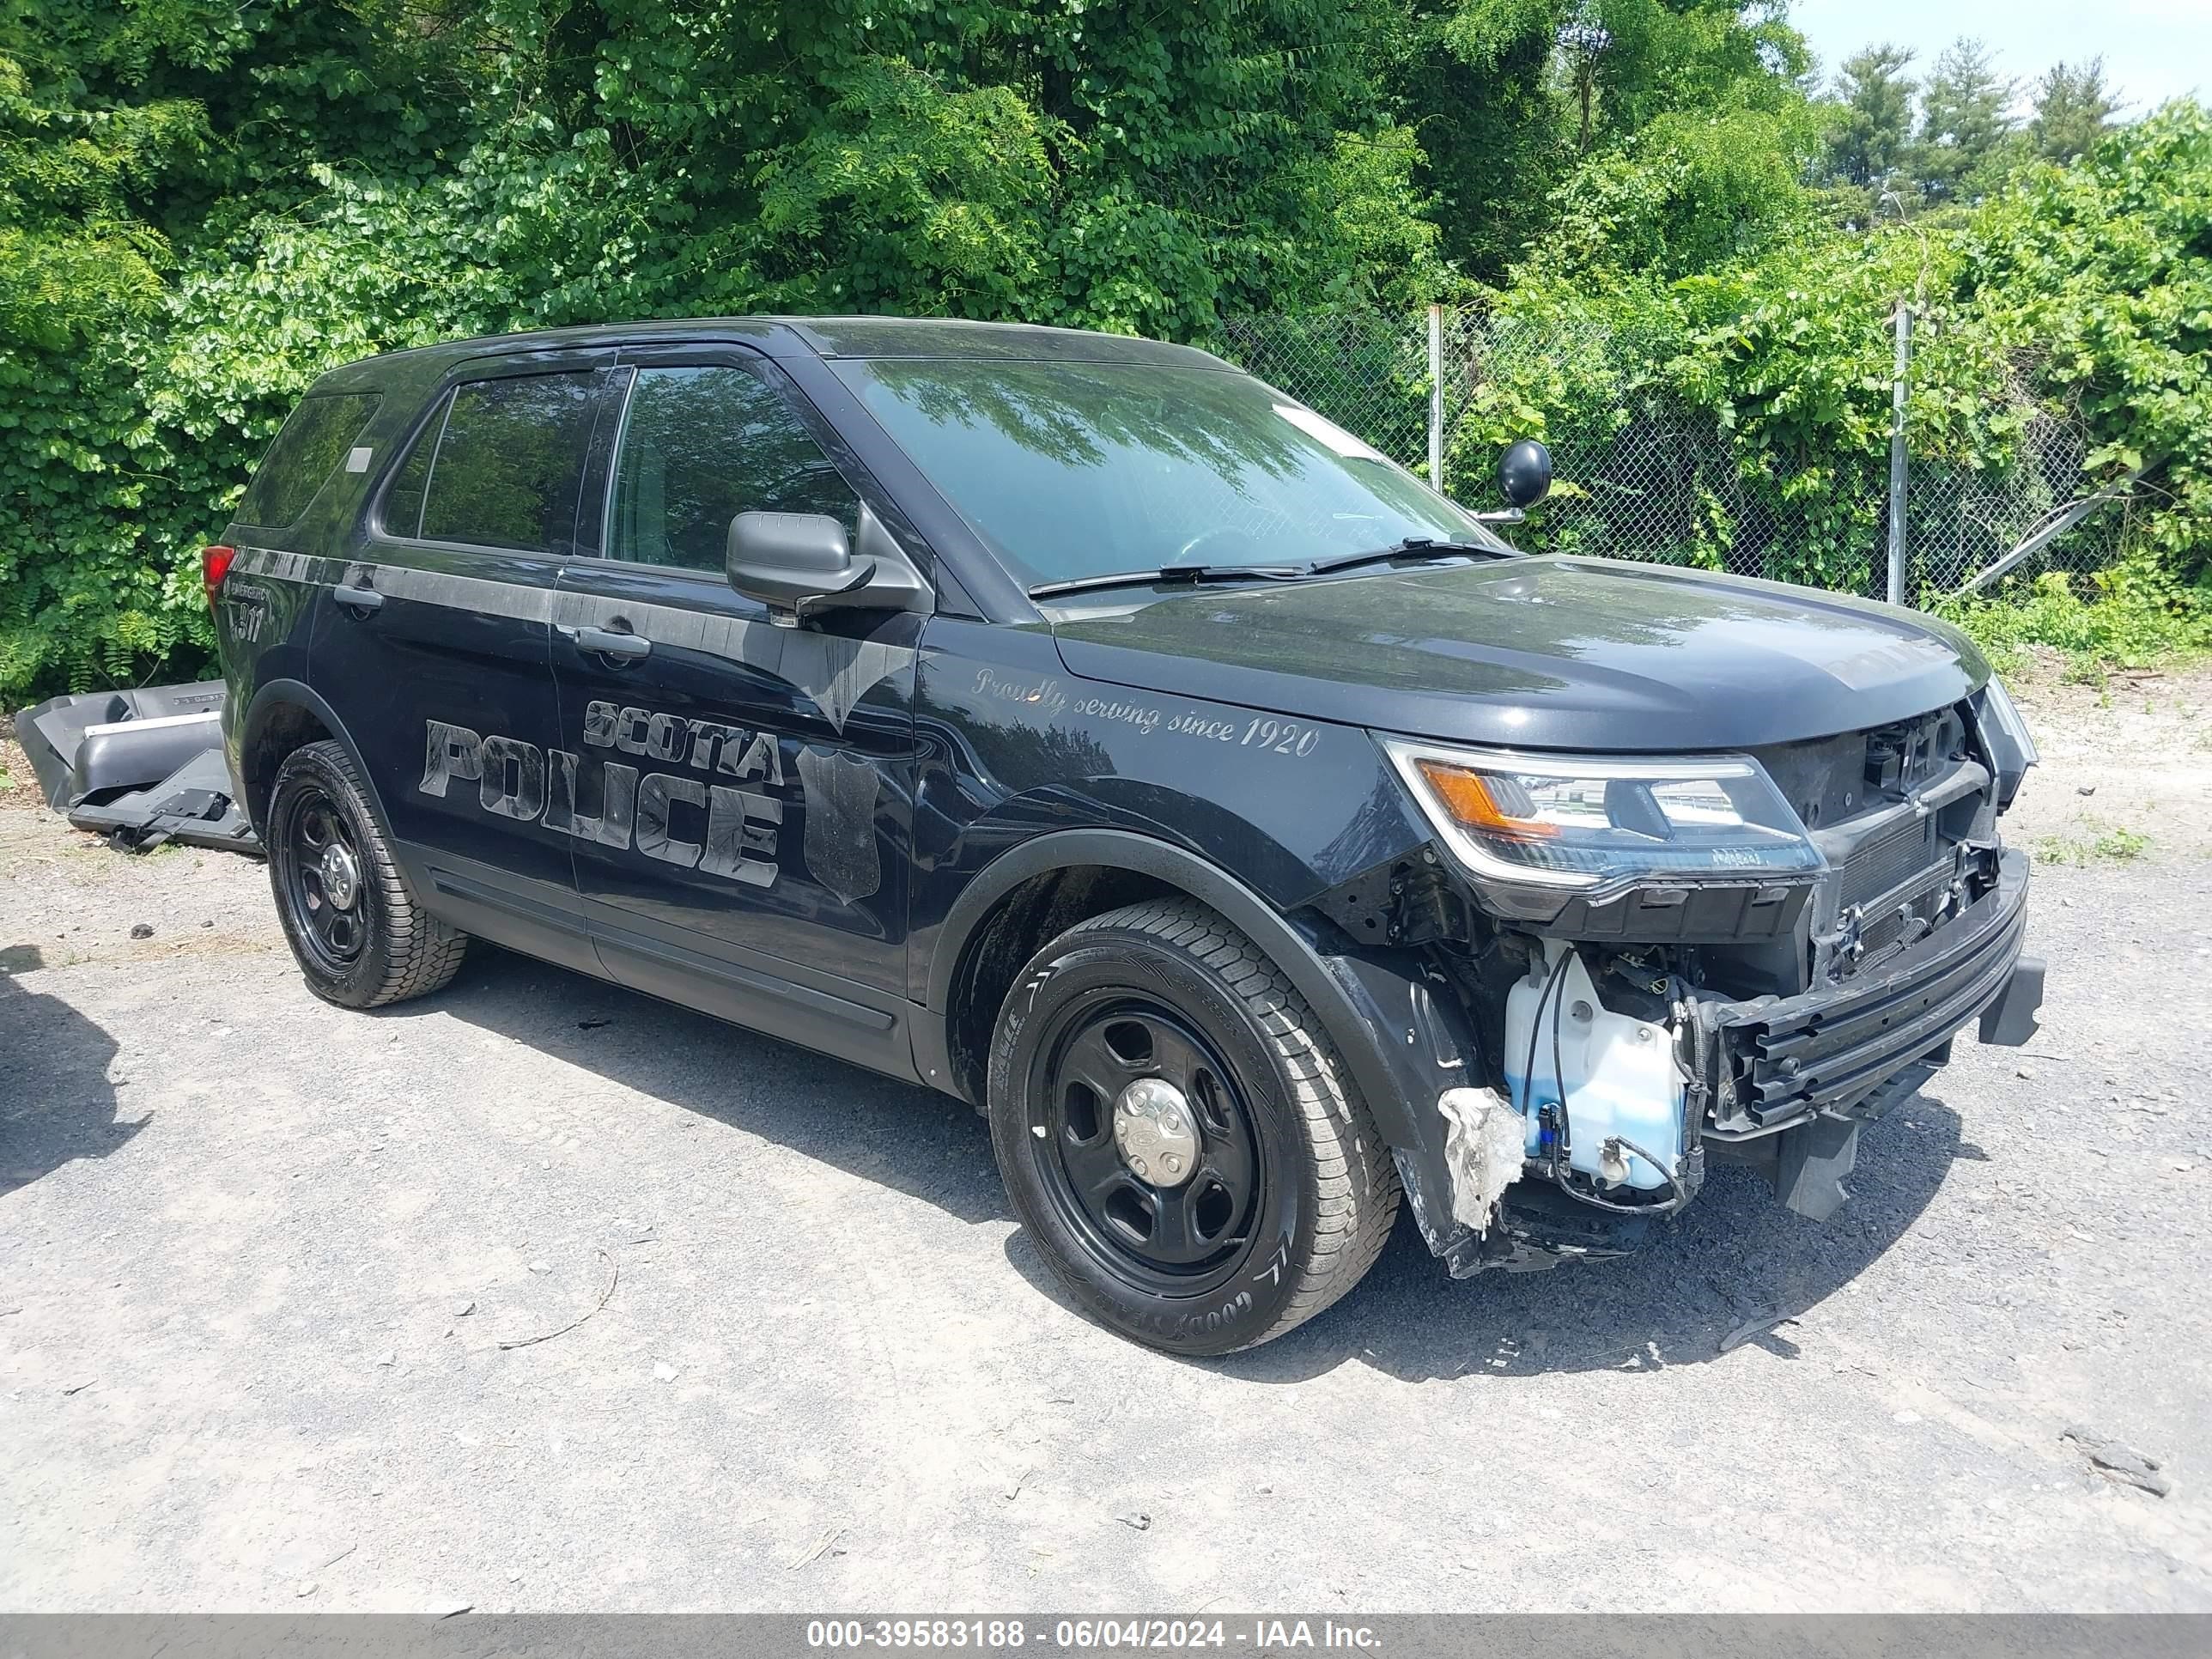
202,544,237,604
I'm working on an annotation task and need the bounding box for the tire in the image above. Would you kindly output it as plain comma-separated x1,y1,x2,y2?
266,739,467,1010
987,896,1398,1356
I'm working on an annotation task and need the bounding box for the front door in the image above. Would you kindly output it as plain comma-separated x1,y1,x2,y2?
548,349,925,1074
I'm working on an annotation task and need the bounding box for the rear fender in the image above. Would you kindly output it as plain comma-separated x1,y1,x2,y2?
237,677,387,842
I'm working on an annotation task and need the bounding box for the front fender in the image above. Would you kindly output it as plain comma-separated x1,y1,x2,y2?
911,621,1436,982
912,623,1486,1247
922,823,1479,1258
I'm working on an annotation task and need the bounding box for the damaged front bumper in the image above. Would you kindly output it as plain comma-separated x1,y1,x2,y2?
1342,848,2040,1279
1690,848,2037,1138
1685,846,2039,1222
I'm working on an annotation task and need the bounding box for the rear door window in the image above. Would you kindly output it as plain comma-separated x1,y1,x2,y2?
605,365,859,572
237,392,382,528
410,371,603,554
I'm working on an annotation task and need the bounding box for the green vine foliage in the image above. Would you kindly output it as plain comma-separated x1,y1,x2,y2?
1955,106,2212,580
1453,101,2212,595
0,1,2205,700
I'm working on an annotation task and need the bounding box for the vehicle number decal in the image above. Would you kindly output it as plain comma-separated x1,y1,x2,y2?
222,582,273,643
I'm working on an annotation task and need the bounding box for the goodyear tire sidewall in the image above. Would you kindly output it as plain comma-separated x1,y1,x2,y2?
988,933,1313,1356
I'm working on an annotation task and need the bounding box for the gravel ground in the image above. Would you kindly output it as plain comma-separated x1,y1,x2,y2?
3,656,2209,1613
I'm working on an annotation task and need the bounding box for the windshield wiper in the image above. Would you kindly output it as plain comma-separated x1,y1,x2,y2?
1028,563,1308,601
1029,538,1512,600
1302,536,1516,577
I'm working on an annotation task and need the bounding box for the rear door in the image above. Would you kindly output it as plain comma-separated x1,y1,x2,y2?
220,390,389,755
548,347,926,1073
312,351,615,972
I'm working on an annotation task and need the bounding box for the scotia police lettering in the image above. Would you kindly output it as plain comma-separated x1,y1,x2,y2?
418,701,783,886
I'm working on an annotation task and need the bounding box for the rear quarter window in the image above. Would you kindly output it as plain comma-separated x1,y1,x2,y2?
236,393,382,528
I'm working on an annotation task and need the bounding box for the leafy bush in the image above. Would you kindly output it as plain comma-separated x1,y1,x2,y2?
1936,561,2212,673
1445,102,2212,599
1954,104,2212,582
0,2,1449,701
0,3,2204,703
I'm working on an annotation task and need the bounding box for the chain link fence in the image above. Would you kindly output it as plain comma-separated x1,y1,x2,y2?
1217,307,2133,606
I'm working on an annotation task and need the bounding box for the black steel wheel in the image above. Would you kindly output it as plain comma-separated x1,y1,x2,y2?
988,897,1398,1356
266,740,467,1009
283,783,369,971
1030,997,1265,1297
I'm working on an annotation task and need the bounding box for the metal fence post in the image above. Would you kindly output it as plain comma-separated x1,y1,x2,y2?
1427,303,1444,492
1887,300,1912,605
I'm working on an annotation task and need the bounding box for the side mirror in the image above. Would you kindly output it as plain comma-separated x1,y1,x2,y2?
1498,439,1553,509
726,507,925,625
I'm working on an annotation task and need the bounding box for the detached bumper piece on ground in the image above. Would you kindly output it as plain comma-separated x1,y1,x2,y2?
12,681,258,854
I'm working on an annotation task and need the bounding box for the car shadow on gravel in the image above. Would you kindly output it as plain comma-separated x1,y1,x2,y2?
1207,1095,1966,1383
0,945,144,1198
380,945,1011,1226
385,945,1965,1381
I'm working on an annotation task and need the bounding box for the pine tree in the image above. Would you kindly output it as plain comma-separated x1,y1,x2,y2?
1828,45,1918,189
2031,58,2124,163
1916,38,2014,203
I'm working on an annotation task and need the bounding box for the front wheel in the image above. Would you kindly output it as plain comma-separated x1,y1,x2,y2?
988,898,1398,1355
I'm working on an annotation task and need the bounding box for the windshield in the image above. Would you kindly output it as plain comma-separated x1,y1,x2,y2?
830,358,1508,592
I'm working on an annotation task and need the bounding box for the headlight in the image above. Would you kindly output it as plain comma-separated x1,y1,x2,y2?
1380,738,1823,892
1974,675,2039,806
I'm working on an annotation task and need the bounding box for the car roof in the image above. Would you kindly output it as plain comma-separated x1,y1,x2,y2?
310,315,1233,392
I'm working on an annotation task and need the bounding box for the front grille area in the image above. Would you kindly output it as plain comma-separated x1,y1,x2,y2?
1756,704,1995,988
1755,706,1969,837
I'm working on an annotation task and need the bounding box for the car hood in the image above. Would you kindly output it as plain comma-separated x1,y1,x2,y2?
1048,556,1989,752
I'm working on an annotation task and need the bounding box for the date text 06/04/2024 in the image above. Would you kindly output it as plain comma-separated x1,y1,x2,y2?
803,1619,1382,1650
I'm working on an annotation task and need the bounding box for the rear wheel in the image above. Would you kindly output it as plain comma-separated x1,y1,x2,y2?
988,897,1397,1355
267,740,466,1009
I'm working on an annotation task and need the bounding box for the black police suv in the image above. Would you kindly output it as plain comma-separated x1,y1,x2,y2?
209,317,2044,1355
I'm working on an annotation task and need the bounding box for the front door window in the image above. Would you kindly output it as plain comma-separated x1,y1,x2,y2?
606,366,859,574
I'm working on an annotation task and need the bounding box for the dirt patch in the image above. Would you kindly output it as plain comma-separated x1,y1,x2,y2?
0,726,76,865
1994,653,2212,866
3,679,2209,1613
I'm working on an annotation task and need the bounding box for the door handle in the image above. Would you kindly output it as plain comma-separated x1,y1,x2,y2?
561,623,651,662
331,583,383,614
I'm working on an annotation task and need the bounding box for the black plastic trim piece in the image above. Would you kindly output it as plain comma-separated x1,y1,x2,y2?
592,920,896,1033
402,841,920,1080
240,679,382,837
396,843,606,982
1534,876,1813,944
1698,849,2031,1123
928,830,1309,1015
588,917,921,1085
426,866,590,938
1978,953,2045,1047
